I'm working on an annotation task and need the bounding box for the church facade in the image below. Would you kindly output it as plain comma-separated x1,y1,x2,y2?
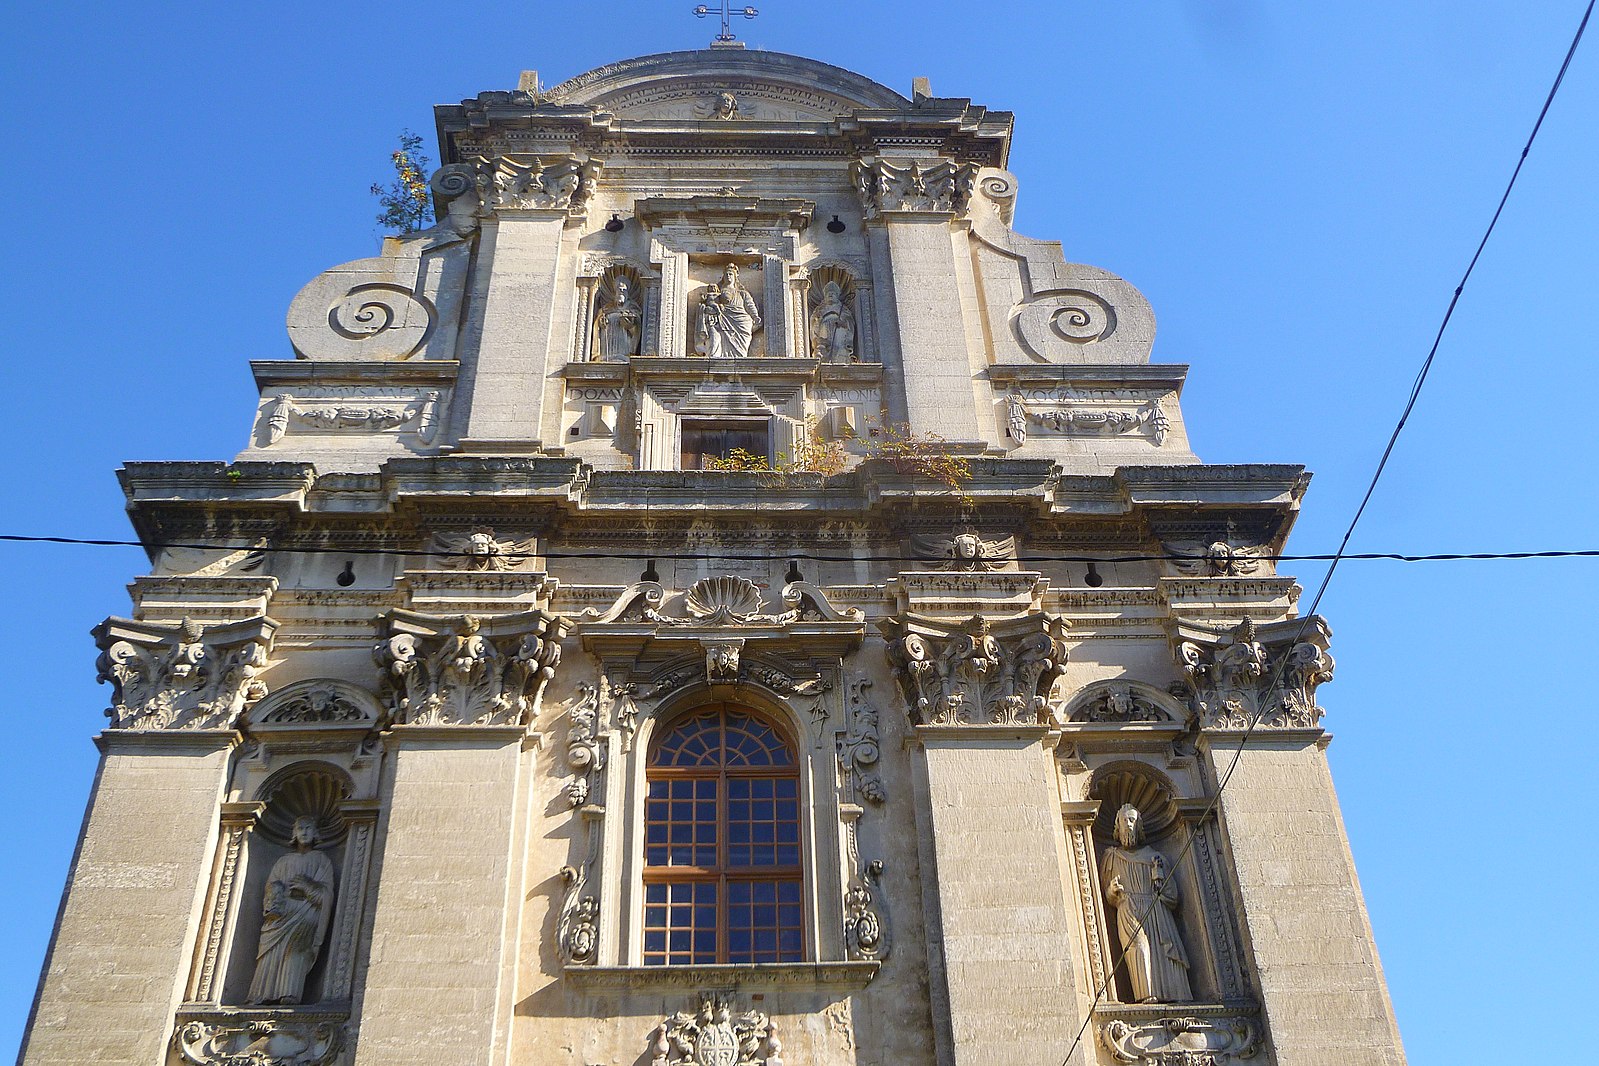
21,48,1406,1066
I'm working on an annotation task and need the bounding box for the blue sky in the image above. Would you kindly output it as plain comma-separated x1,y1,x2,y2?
2,2,1595,1059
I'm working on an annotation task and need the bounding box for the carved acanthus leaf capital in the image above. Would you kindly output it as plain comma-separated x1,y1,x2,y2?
881,611,1068,727
477,154,601,215
851,156,977,219
373,609,568,727
1171,616,1334,730
95,615,277,730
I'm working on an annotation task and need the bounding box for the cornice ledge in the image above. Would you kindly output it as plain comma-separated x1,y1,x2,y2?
563,961,879,991
119,461,316,509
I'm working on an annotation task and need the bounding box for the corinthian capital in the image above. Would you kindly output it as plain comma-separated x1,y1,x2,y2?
1171,616,1334,730
374,609,568,726
881,611,1068,727
851,156,977,219
94,615,277,730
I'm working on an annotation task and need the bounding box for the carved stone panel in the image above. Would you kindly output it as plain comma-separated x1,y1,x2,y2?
172,1009,347,1066
651,991,783,1066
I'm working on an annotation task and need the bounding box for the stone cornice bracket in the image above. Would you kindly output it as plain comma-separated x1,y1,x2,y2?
851,155,979,220
1169,615,1334,731
94,614,277,731
880,611,1068,727
373,608,569,727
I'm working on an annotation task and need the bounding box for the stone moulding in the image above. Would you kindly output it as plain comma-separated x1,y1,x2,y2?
1169,616,1334,731
881,611,1068,727
95,615,277,731
564,961,879,991
171,1007,348,1066
373,608,568,726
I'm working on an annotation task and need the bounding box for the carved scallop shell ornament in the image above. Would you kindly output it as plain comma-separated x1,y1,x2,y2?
683,576,763,624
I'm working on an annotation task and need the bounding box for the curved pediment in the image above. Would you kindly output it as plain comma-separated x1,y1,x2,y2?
543,49,911,122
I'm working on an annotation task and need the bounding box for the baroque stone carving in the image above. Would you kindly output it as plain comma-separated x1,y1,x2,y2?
1103,804,1192,1004
479,154,600,213
1027,399,1168,445
844,859,888,961
652,991,783,1066
174,1014,346,1066
558,864,599,965
95,615,275,730
704,640,744,684
565,682,604,806
809,279,856,362
255,685,368,725
1164,534,1265,577
262,391,441,445
1099,1013,1260,1065
594,271,643,359
837,678,885,803
852,157,976,218
909,526,1017,572
373,610,567,726
1070,682,1173,724
883,612,1068,726
430,528,538,571
1173,616,1334,730
248,816,337,1005
583,578,861,629
1007,393,1028,443
694,263,763,357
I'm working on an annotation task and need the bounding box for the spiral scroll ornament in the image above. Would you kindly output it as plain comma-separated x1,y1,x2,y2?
976,170,1018,225
324,283,436,358
1013,288,1117,357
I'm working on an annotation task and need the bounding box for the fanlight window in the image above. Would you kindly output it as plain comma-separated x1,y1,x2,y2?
643,704,804,965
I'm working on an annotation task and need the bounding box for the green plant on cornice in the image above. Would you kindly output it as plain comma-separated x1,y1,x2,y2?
704,419,850,477
863,422,971,489
371,131,432,233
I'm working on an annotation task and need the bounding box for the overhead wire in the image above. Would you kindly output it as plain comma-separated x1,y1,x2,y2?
1056,2,1594,1061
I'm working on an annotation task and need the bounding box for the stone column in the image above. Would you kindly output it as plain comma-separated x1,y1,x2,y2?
20,731,238,1066
351,726,536,1066
1206,735,1406,1066
459,210,572,449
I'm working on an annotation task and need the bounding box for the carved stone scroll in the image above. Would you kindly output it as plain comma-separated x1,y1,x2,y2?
837,678,885,803
173,1011,347,1066
882,611,1068,727
1098,1011,1260,1065
373,609,568,727
1172,616,1334,730
95,615,276,730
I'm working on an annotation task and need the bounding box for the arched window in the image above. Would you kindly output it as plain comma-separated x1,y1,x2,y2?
643,704,804,965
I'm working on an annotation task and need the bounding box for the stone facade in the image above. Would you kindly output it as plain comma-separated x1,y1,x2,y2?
20,47,1405,1066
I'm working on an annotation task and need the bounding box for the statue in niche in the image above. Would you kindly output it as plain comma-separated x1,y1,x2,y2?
594,274,642,360
248,816,337,1005
694,263,762,358
1102,803,1192,1003
809,280,856,362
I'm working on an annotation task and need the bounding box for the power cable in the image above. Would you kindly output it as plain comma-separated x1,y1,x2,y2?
0,532,1597,565
1057,3,1593,1062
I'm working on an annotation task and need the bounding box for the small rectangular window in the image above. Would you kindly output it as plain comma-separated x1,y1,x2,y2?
680,419,770,470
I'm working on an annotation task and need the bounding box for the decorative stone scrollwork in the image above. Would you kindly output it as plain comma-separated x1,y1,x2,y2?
837,678,885,803
1099,1012,1260,1065
478,154,601,214
373,610,567,727
1173,616,1334,730
652,991,783,1066
1012,288,1118,354
1069,682,1174,724
882,612,1068,727
429,162,486,238
909,526,1017,572
557,864,599,965
94,615,276,730
565,682,603,807
254,685,368,725
844,859,889,961
582,577,860,629
173,1013,346,1066
852,157,977,218
429,528,537,571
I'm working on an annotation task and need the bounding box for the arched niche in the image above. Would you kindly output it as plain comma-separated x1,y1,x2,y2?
591,263,645,361
1063,679,1184,726
804,264,864,363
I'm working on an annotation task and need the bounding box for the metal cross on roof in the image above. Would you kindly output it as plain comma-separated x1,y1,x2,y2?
693,1,759,44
